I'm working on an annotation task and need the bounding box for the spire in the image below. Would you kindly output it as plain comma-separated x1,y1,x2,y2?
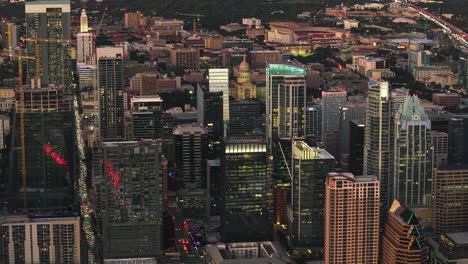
80,9,88,33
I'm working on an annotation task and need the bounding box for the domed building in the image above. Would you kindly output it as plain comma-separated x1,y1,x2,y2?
231,55,256,100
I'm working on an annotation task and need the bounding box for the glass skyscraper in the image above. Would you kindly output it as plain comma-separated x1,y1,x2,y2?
363,79,393,212
97,47,125,141
221,138,273,242
266,64,307,144
393,96,433,209
289,141,334,247
25,0,72,89
92,140,163,259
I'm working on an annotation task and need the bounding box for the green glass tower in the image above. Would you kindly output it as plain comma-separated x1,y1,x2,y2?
266,64,307,144
25,0,72,89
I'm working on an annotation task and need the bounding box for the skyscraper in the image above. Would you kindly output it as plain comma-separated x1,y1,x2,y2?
266,64,307,144
289,141,334,247
324,173,380,264
393,96,433,208
173,124,208,190
337,101,365,167
381,200,428,264
25,0,72,88
0,216,81,264
364,79,393,212
208,68,229,136
448,117,468,165
6,87,76,210
197,84,224,148
321,90,347,136
305,104,321,142
93,140,163,258
131,95,163,139
229,99,264,137
77,9,95,66
349,120,365,175
221,138,272,242
97,47,125,141
433,165,468,234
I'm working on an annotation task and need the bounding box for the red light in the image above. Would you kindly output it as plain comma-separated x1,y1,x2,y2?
43,144,69,168
172,217,176,220
123,53,128,56
3,201,8,205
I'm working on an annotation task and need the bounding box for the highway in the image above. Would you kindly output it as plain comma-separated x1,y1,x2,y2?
406,2,468,47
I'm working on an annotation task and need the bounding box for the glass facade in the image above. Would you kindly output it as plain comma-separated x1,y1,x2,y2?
266,64,307,144
25,0,72,89
221,138,273,242
289,141,334,247
93,140,162,258
393,96,433,208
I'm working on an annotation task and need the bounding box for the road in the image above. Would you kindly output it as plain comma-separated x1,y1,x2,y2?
168,196,205,264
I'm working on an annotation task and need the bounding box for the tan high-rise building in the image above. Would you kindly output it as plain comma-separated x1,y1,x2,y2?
433,166,468,234
431,131,448,167
324,173,380,264
381,200,428,264
124,12,146,28
0,216,81,264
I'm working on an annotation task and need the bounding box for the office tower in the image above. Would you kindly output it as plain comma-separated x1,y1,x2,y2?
232,55,256,100
381,200,428,264
321,90,347,136
431,131,448,167
221,138,272,242
93,140,163,258
448,118,468,164
78,65,97,90
25,0,72,88
433,165,468,234
98,47,125,141
393,96,433,208
349,120,365,175
124,12,145,28
170,48,200,70
338,102,365,167
305,104,321,142
229,99,264,137
131,95,163,139
0,216,81,264
6,87,75,210
363,79,393,212
77,10,95,65
197,84,224,148
458,56,468,90
324,173,380,264
266,64,307,144
208,68,229,135
428,232,468,263
173,124,208,189
289,141,334,247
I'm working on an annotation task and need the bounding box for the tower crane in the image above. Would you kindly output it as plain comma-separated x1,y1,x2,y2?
176,13,205,33
0,36,73,214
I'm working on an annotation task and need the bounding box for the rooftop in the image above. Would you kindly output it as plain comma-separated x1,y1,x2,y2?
446,232,468,245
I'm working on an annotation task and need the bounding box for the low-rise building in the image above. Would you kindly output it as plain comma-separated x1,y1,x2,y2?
206,241,291,264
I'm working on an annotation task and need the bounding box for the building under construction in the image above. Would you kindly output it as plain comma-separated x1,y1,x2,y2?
4,85,76,213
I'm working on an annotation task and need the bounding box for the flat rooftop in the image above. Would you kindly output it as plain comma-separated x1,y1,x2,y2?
446,232,468,245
